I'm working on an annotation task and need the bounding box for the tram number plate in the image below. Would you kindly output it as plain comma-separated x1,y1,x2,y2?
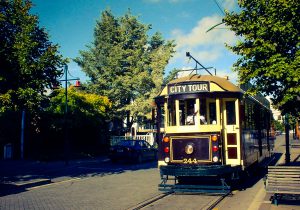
183,158,198,164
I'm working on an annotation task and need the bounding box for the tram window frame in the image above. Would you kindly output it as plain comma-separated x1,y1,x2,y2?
226,101,236,125
166,98,219,127
167,100,176,126
208,100,217,124
199,99,207,124
179,99,197,126
199,98,217,125
158,104,165,129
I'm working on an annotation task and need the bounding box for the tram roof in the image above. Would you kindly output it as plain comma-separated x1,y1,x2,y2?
157,74,270,110
168,74,243,93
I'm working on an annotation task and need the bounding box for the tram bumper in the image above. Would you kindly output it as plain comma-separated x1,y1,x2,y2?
158,165,241,194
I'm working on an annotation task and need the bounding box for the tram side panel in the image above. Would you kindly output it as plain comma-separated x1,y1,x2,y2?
240,98,273,168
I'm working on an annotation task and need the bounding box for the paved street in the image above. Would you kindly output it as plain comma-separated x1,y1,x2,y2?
1,134,300,210
1,159,161,209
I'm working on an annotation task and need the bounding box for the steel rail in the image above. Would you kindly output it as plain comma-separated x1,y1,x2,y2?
128,192,173,210
206,191,231,210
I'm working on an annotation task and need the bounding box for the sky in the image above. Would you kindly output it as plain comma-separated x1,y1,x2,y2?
30,0,240,84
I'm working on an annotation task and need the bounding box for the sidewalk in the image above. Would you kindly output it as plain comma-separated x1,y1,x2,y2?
215,134,300,210
275,135,300,166
258,134,300,210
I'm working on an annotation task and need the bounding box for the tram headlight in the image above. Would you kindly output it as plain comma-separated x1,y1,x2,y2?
185,144,194,154
165,157,170,163
212,156,219,162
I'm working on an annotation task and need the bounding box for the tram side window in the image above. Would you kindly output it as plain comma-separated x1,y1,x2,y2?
179,99,196,125
168,100,176,126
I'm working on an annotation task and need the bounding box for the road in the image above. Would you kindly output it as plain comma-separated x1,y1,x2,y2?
1,160,161,209
1,134,300,209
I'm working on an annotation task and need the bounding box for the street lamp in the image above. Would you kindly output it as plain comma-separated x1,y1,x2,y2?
58,64,80,165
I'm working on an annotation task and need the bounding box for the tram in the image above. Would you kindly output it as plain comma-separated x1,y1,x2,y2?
155,53,274,192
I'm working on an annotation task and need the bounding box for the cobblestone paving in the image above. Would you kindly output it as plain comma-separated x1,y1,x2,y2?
0,162,160,210
1,135,300,210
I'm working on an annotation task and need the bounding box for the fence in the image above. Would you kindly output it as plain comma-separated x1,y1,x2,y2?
110,134,155,146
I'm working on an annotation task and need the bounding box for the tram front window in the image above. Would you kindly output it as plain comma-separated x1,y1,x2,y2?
167,98,218,127
168,100,176,126
200,98,217,125
179,99,196,125
209,101,217,124
158,105,165,128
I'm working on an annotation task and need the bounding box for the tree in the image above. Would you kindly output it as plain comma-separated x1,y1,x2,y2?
223,0,300,115
0,0,65,114
273,120,284,133
0,0,66,157
75,9,175,131
35,87,112,159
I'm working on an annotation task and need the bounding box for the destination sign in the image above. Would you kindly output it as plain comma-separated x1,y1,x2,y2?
168,82,210,94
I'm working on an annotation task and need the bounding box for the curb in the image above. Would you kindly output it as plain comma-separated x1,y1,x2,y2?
10,178,52,189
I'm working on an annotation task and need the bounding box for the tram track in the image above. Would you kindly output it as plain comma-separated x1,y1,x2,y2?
206,192,231,210
128,191,231,210
128,191,174,210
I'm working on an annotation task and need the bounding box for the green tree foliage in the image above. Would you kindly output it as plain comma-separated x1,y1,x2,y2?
0,0,65,114
224,0,300,115
36,87,112,159
273,120,284,132
0,0,66,157
163,68,181,85
75,9,175,130
48,87,111,118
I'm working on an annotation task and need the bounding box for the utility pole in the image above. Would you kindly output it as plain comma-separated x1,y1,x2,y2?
285,114,290,164
58,64,80,165
20,109,25,159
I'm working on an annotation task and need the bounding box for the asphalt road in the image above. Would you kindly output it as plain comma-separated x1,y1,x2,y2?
1,134,300,209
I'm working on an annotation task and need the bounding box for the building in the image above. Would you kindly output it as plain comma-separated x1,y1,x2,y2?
266,96,283,123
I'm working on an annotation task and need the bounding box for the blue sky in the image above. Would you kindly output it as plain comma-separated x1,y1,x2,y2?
31,0,240,83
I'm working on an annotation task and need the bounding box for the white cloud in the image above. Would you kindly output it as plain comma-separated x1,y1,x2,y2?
172,14,236,49
216,68,238,84
221,0,236,11
169,14,238,72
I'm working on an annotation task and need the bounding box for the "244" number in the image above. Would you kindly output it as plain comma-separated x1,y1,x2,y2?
183,158,198,164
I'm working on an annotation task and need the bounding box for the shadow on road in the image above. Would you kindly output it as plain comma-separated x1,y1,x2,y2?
0,157,157,196
237,152,283,190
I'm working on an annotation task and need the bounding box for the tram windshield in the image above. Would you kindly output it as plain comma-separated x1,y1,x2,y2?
166,98,218,126
179,99,196,125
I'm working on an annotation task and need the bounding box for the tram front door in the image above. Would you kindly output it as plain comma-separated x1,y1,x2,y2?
222,99,241,166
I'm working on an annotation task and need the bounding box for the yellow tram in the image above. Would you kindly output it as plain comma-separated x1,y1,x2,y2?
155,72,273,192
